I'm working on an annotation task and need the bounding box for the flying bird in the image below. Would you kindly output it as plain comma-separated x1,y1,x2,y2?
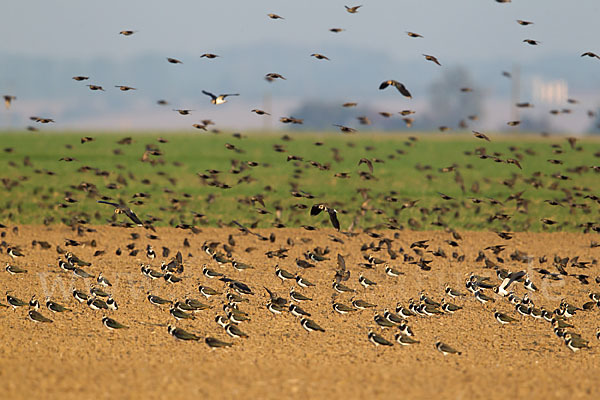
345,5,362,13
3,95,16,109
97,200,144,226
311,53,330,60
310,204,340,231
423,54,441,66
333,124,356,133
379,80,412,98
202,90,239,105
581,52,600,59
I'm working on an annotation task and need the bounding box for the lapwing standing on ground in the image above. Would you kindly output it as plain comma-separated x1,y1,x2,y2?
383,309,404,325
352,298,377,310
29,295,40,310
102,316,129,330
395,334,420,346
107,296,118,310
494,311,518,324
441,299,463,314
295,275,315,288
300,318,325,332
28,310,53,323
72,288,89,303
359,274,377,289
7,247,25,260
275,266,295,283
170,307,195,321
46,298,71,313
267,302,286,314
333,281,355,294
97,273,112,287
225,323,249,339
185,298,212,311
368,330,393,346
6,294,27,309
205,337,233,348
203,266,223,279
232,261,254,271
87,297,109,310
90,286,109,298
384,265,403,277
168,325,200,341
435,341,461,355
290,287,312,302
333,302,356,314
5,263,27,274
147,293,172,307
289,304,311,317
374,314,396,329
445,284,466,298
564,333,590,352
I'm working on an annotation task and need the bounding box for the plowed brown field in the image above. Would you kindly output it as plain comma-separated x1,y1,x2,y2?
1,226,599,400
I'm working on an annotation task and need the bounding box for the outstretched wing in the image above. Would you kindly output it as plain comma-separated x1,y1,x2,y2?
97,200,120,207
310,204,324,216
378,81,391,90
327,208,340,231
394,82,412,98
202,90,217,100
124,209,143,226
222,93,239,98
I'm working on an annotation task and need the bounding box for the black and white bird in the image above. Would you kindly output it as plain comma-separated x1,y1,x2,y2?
300,317,325,332
310,204,340,230
97,200,144,226
368,330,393,346
168,325,200,341
435,341,461,355
202,90,239,105
28,310,53,323
5,263,27,274
379,80,412,98
102,316,129,330
46,297,71,313
97,273,112,287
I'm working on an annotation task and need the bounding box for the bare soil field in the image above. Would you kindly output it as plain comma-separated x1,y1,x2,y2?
1,225,599,400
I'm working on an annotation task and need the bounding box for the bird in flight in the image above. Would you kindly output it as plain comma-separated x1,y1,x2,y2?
423,54,442,66
345,5,362,13
310,204,340,231
581,52,600,59
406,32,423,38
333,124,356,133
119,30,137,36
311,53,330,61
97,200,144,226
202,90,239,105
379,80,412,98
3,95,16,109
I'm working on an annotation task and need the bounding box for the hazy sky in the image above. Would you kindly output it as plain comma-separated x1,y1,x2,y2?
2,1,600,132
2,0,599,62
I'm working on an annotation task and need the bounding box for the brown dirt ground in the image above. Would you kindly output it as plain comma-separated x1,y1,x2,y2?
0,225,599,400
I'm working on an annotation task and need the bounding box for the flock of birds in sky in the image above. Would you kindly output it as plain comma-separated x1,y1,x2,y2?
1,2,600,353
3,2,600,133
